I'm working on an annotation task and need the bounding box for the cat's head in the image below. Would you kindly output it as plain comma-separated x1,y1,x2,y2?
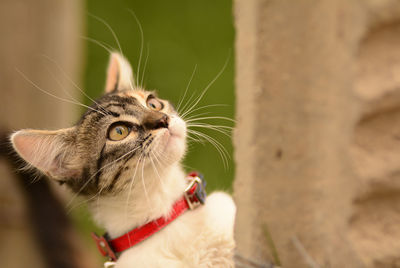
11,53,187,195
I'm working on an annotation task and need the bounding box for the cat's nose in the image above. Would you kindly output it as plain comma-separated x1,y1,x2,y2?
143,113,170,130
156,114,169,129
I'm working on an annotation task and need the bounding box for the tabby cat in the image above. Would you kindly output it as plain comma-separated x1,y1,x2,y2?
11,53,236,267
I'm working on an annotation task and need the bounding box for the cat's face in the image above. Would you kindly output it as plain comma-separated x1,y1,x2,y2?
11,53,187,195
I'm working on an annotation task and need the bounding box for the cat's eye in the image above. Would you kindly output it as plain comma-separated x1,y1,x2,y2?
146,95,163,111
108,123,131,141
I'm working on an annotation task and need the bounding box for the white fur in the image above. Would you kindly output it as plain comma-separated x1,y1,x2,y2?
91,164,236,267
90,114,236,267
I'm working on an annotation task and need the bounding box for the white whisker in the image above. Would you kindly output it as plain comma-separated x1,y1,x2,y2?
66,193,98,214
188,129,230,169
187,123,232,137
40,54,109,115
15,68,107,116
177,65,197,113
185,116,236,123
88,13,123,55
149,151,166,189
127,9,145,88
43,65,80,101
182,112,211,121
125,153,144,246
180,104,228,119
180,55,230,117
140,44,150,88
140,155,151,210
81,36,114,53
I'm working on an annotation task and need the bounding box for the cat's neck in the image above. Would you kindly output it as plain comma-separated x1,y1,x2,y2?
89,163,187,238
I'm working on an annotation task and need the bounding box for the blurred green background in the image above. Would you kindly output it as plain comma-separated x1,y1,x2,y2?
84,0,235,191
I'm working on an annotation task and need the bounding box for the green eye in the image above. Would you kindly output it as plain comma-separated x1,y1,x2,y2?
108,124,130,141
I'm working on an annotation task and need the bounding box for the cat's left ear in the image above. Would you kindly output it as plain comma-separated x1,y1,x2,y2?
10,128,80,179
105,52,135,93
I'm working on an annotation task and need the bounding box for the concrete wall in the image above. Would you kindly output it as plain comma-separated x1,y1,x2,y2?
234,1,400,267
0,1,86,267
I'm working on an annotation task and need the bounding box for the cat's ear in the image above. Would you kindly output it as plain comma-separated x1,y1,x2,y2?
105,52,135,93
10,128,80,179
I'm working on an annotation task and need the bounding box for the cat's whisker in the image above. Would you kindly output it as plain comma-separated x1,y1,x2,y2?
40,54,110,115
140,155,152,211
88,13,123,56
125,153,145,247
179,90,199,118
157,145,177,164
185,116,236,123
180,55,230,118
179,87,204,119
177,65,197,113
180,104,228,120
152,150,169,167
157,149,176,167
87,13,137,91
66,182,101,211
186,135,205,144
15,68,108,116
150,149,175,172
189,130,229,160
81,36,115,53
81,35,134,96
126,153,145,204
140,44,150,88
43,65,79,101
150,149,166,169
149,151,166,189
187,129,230,169
92,183,109,206
180,162,198,172
187,124,232,137
66,193,98,215
127,9,144,88
188,123,233,130
182,112,211,122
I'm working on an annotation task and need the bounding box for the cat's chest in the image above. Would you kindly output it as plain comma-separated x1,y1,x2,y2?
115,208,206,267
114,192,236,268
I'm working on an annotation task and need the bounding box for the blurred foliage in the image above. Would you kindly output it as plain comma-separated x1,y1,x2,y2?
83,0,235,191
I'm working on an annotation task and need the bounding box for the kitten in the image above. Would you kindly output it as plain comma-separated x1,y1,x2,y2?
11,53,236,267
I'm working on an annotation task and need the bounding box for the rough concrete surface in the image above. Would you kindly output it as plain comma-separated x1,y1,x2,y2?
234,0,400,267
0,0,86,267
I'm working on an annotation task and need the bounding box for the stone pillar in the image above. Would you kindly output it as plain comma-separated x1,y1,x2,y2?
0,1,91,267
234,0,400,267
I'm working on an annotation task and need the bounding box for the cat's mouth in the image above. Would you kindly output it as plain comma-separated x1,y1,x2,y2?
155,115,186,158
166,115,186,140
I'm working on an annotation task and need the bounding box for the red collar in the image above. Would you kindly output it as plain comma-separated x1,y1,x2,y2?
91,172,206,262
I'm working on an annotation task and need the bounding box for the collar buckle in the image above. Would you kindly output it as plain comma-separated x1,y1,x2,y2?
184,173,207,210
91,232,117,261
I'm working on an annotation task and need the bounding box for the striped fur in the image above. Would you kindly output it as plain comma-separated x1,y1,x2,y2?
63,89,183,196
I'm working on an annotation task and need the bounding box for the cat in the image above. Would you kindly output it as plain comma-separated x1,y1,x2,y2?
11,52,236,267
